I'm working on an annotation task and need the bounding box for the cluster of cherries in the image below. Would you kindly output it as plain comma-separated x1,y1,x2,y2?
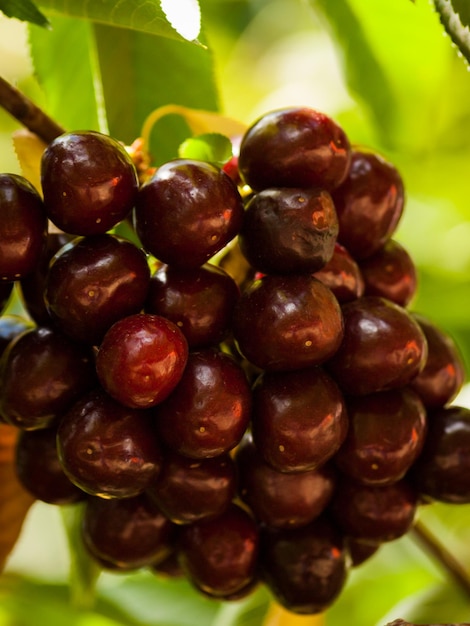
0,106,468,615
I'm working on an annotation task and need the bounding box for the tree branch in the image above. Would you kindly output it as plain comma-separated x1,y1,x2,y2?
0,75,65,144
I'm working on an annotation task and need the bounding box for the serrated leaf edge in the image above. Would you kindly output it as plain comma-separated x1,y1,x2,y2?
434,0,470,66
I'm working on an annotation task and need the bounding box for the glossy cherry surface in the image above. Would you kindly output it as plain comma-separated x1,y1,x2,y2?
238,107,351,191
233,274,344,371
156,348,251,458
410,405,470,503
57,388,163,498
238,187,338,274
45,233,151,345
326,296,428,396
96,313,188,409
145,263,240,349
0,326,97,430
332,150,404,259
178,503,259,598
0,173,47,281
236,435,336,528
147,450,237,524
41,130,139,235
15,426,85,504
330,478,418,542
410,313,465,409
135,159,244,268
335,387,427,485
313,242,365,303
359,239,417,307
251,367,348,473
260,518,347,615
82,494,174,568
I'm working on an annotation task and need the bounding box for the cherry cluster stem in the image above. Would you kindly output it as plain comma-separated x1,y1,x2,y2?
0,75,64,144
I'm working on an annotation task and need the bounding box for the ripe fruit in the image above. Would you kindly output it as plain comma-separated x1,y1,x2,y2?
41,130,139,235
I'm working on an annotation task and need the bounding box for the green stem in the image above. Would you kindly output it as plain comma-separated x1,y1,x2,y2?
411,518,470,599
0,75,65,143
60,504,101,611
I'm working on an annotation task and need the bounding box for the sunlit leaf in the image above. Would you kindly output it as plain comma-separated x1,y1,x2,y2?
178,133,233,166
211,585,271,626
36,0,201,42
160,0,201,41
28,16,105,133
261,600,324,626
0,0,50,28
12,128,47,194
433,0,470,66
0,424,35,572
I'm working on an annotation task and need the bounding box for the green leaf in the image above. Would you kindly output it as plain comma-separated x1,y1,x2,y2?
28,15,105,133
178,133,233,166
307,0,398,146
433,0,470,66
93,25,220,161
450,0,470,28
0,0,50,28
211,585,271,626
36,0,201,42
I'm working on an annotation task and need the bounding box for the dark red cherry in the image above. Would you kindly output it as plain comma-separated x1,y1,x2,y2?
156,348,251,459
147,450,237,524
260,518,347,615
410,406,470,503
134,159,244,269
19,231,73,325
82,494,174,568
0,173,47,281
15,426,85,505
358,239,417,307
96,313,188,409
238,187,338,274
238,107,351,191
41,131,139,235
57,388,162,498
326,296,428,396
145,263,240,349
232,274,344,371
251,367,348,473
330,478,418,542
236,435,336,528
332,150,405,259
335,388,427,485
178,504,259,598
409,314,466,409
0,326,97,430
45,233,151,345
346,538,381,567
313,242,365,303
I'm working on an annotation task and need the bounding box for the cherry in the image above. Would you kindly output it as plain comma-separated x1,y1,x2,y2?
0,173,47,281
178,503,259,598
332,150,405,259
335,387,427,485
134,159,244,269
0,325,97,430
232,274,344,371
41,130,139,235
250,367,348,473
0,315,33,357
155,348,251,459
238,187,338,274
96,313,188,409
82,494,174,568
147,450,237,524
260,518,347,614
145,262,240,349
238,107,351,191
326,296,428,396
57,388,163,498
313,242,365,303
45,233,151,345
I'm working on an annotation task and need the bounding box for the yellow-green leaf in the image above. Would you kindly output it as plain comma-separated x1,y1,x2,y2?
12,129,47,195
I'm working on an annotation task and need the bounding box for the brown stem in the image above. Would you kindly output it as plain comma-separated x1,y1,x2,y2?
411,518,470,599
0,75,65,144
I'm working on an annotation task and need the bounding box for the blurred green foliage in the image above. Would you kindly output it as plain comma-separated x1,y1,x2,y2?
1,0,470,624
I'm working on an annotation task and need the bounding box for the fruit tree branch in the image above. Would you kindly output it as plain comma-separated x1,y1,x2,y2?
0,75,65,144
